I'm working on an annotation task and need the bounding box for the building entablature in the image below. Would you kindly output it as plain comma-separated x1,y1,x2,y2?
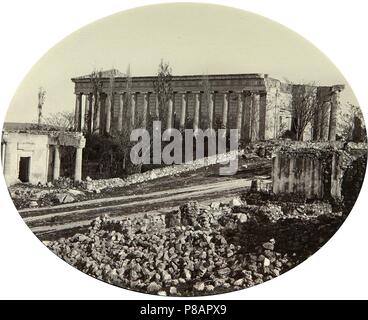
72,72,269,95
2,130,85,148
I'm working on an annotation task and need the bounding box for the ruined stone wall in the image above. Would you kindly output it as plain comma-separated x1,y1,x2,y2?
265,78,293,139
312,85,344,141
272,142,367,200
330,145,367,201
272,153,324,198
2,132,50,186
2,131,86,186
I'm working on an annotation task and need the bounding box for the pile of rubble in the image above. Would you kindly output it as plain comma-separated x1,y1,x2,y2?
46,199,343,296
9,182,87,209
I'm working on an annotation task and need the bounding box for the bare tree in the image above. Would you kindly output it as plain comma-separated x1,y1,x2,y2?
90,69,103,134
114,64,142,172
42,111,75,131
125,64,132,98
291,83,318,141
37,87,46,127
153,59,173,122
124,64,134,131
201,74,213,129
106,70,117,134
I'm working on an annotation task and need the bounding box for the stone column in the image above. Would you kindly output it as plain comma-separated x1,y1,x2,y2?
259,92,267,140
242,92,252,142
1,142,5,171
222,92,229,129
251,92,260,141
236,92,244,138
53,145,61,181
82,94,89,131
179,92,187,130
74,147,83,183
329,89,340,141
208,92,214,129
99,94,106,135
117,92,124,133
87,93,94,134
105,93,112,134
155,94,160,119
320,101,331,141
74,93,82,132
93,94,100,134
130,92,136,130
166,95,174,130
3,138,18,186
273,91,280,139
193,92,201,131
142,92,149,129
74,137,85,183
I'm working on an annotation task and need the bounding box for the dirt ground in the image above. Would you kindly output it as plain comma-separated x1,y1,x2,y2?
17,156,272,241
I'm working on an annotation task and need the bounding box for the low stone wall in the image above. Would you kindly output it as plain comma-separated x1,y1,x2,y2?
84,149,244,192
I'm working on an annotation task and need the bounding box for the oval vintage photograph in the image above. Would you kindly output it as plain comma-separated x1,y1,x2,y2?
2,3,367,296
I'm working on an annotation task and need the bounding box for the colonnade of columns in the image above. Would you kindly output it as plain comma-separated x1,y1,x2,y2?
74,90,266,141
51,142,84,183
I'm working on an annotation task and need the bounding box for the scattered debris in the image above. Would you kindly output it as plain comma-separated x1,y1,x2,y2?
53,193,75,204
228,197,243,208
46,198,344,296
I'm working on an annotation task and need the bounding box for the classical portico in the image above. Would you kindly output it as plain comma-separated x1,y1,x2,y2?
72,70,344,142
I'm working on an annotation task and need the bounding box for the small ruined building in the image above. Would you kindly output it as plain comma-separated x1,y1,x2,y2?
1,123,85,186
72,69,343,142
272,142,367,201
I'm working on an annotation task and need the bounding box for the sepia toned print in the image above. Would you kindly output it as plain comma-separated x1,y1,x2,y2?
1,4,367,296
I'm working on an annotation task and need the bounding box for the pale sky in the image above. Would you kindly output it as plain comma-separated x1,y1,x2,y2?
5,3,358,123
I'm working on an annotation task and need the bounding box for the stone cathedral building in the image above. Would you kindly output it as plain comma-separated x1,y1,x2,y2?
72,69,344,142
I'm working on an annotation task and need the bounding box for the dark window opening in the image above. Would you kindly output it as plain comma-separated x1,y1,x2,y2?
19,157,31,183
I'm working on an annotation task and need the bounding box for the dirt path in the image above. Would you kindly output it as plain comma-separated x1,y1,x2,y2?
22,177,270,241
19,157,272,241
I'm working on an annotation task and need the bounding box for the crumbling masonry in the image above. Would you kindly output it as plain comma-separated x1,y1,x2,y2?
272,142,367,200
